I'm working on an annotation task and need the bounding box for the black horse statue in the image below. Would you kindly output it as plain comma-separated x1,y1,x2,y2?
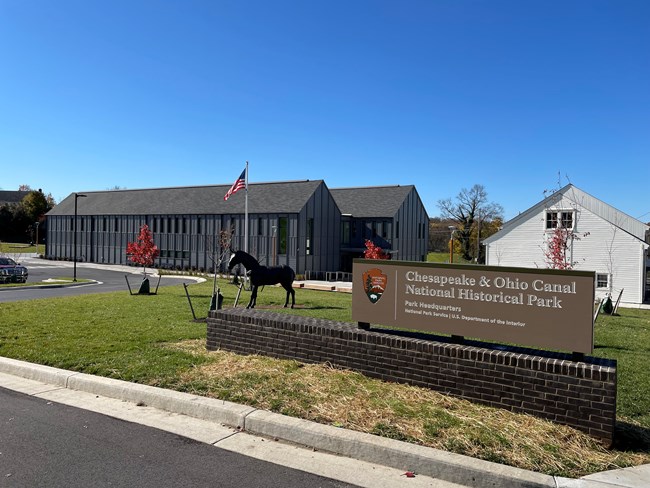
228,250,296,309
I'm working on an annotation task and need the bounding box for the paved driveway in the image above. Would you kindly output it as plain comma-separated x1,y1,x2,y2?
0,256,193,303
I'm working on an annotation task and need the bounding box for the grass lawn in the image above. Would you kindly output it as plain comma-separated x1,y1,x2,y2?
0,279,648,477
427,251,471,264
592,309,650,429
0,242,45,255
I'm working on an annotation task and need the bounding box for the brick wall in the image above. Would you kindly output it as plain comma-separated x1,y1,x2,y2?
207,308,617,444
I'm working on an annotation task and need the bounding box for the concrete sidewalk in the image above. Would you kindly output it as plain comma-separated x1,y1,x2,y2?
294,279,353,293
0,357,647,488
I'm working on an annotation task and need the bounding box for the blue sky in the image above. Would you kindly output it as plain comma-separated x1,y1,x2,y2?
1,0,648,222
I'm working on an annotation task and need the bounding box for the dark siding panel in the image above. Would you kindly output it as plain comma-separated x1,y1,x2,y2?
45,183,424,271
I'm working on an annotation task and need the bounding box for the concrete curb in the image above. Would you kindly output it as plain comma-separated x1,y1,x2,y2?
0,357,637,488
0,280,100,292
244,409,553,488
65,373,254,429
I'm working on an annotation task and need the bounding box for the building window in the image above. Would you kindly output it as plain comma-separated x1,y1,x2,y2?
114,218,119,232
279,217,288,254
597,273,609,289
396,221,400,239
546,210,574,230
197,218,202,235
103,218,107,232
182,218,187,234
341,221,350,245
306,218,314,255
258,217,263,235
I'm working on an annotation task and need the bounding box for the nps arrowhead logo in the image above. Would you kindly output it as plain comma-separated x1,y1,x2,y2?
362,268,388,304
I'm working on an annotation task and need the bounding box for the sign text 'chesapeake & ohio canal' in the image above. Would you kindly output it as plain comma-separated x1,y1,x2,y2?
405,270,576,309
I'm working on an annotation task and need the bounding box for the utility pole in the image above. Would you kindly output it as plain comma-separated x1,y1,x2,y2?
73,193,87,281
448,226,456,264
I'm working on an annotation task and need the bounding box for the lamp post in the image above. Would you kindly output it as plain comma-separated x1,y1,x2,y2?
448,226,456,264
271,225,277,266
475,210,483,264
34,222,40,253
73,193,87,281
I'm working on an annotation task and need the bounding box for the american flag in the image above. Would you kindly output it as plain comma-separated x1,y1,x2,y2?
224,169,246,201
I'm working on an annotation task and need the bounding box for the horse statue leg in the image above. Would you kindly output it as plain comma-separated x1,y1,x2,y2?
282,282,295,309
247,284,258,309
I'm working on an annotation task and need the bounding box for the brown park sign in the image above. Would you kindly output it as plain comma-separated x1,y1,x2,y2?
352,259,596,354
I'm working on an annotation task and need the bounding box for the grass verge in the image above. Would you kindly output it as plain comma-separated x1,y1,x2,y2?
0,277,92,288
0,242,44,255
0,279,648,477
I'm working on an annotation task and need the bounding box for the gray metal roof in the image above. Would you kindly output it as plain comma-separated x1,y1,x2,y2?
0,190,29,205
330,185,416,218
47,180,325,216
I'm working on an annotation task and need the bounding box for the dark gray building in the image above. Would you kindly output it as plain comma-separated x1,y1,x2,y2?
45,180,429,275
331,185,429,271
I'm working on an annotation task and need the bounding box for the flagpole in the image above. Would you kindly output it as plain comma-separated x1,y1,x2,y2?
244,160,249,253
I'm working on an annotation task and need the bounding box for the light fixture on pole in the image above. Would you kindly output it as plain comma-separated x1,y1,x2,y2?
448,226,456,264
73,193,87,282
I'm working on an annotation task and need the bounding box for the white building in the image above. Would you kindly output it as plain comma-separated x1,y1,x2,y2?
483,185,650,307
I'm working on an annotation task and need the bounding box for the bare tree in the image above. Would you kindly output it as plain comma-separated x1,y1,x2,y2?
204,226,235,310
438,185,504,261
428,217,458,252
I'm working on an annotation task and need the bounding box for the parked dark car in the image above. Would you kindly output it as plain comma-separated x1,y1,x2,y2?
0,257,28,283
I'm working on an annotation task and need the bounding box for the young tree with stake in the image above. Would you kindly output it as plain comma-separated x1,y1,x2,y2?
126,224,160,294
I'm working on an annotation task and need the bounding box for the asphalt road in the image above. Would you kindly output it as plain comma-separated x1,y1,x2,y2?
0,386,356,488
0,257,189,303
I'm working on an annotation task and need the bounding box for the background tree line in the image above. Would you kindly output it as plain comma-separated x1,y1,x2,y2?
0,185,56,244
430,184,503,263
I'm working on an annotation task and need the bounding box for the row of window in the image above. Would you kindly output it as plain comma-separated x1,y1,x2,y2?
62,215,291,239
340,220,396,244
62,216,424,256
340,220,426,243
159,250,191,259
